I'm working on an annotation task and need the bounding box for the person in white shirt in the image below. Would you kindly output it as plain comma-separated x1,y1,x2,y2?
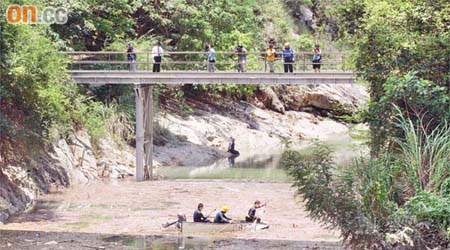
151,42,164,72
206,44,216,72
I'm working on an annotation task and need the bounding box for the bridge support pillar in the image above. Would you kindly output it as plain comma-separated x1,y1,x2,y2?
135,84,154,182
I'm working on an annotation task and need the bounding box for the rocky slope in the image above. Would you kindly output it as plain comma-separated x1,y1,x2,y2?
0,83,368,223
154,83,368,167
0,131,135,224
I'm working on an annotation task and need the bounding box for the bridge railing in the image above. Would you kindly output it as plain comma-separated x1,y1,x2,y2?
64,51,353,72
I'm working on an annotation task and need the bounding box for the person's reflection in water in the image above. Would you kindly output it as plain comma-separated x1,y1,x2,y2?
228,154,239,167
227,137,240,167
177,236,185,250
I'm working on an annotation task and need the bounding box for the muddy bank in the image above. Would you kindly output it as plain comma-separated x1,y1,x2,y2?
0,180,340,242
0,230,342,250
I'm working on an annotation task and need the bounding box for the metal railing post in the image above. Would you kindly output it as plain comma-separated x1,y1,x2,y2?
147,52,150,71
303,53,306,71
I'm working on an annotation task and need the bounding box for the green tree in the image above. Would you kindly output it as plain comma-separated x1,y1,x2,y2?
337,0,450,155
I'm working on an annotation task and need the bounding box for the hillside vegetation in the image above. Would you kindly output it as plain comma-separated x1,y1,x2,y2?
283,0,450,249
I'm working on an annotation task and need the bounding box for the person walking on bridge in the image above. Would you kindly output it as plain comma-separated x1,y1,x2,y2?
266,44,277,73
152,41,164,72
127,43,137,71
282,43,295,73
234,45,247,72
206,44,216,72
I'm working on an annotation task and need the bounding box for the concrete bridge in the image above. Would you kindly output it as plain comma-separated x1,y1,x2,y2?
65,51,356,181
68,71,355,85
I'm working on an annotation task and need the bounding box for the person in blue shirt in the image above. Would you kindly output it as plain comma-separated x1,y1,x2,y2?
245,200,266,223
206,44,216,72
193,203,211,223
312,44,322,73
282,43,295,73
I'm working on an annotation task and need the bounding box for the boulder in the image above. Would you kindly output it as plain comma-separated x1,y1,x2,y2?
96,137,135,178
51,130,98,184
262,84,368,114
257,86,286,114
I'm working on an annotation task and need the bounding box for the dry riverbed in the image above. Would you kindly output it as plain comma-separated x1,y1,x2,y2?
0,179,341,249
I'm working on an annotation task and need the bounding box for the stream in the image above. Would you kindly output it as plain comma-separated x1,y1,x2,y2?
156,128,368,182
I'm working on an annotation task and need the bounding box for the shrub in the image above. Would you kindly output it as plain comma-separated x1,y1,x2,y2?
282,112,450,249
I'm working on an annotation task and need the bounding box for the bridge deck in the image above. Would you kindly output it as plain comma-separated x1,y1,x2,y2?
68,71,355,85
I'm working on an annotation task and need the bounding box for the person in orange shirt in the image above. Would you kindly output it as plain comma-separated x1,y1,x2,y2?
266,44,277,73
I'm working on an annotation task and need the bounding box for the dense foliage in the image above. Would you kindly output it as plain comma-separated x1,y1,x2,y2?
282,114,450,249
337,0,450,155
50,0,264,52
1,2,69,162
0,1,128,163
283,1,450,248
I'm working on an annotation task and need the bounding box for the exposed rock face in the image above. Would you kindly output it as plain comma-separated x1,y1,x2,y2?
0,130,98,223
257,86,286,114
96,137,135,179
155,102,350,167
51,131,98,183
153,84,368,167
258,84,368,114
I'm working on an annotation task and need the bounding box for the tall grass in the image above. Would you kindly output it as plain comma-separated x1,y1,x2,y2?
393,107,450,194
282,107,450,249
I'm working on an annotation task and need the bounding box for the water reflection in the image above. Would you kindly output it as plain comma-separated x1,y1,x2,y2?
157,153,290,182
157,131,368,183
102,234,212,250
227,154,239,167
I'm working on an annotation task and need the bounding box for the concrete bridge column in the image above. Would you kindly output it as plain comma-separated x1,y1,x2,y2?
135,85,144,181
135,84,154,182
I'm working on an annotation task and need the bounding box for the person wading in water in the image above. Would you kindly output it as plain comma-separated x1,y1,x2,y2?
227,137,240,155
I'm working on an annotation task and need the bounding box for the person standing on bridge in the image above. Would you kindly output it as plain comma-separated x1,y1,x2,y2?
127,43,137,71
282,43,295,73
206,44,216,72
266,44,277,73
152,41,164,72
234,45,247,72
312,44,322,73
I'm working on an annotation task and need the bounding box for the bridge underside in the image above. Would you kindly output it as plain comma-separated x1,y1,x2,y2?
68,71,355,85
67,70,356,182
